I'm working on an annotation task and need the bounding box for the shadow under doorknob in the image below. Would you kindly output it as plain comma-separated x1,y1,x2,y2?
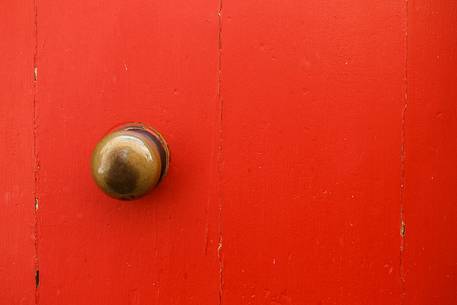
91,123,169,200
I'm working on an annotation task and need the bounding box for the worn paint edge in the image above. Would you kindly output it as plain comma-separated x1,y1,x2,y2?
32,0,40,303
216,1,224,305
399,0,409,303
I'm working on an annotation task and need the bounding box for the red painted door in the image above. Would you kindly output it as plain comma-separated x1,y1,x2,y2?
1,1,456,304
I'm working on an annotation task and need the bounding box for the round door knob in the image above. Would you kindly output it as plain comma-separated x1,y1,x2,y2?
91,123,169,200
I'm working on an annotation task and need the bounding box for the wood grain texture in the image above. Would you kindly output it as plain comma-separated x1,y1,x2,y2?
404,1,457,304
220,1,405,304
36,0,220,304
0,1,36,304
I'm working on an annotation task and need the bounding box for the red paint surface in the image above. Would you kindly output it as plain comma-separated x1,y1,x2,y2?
36,1,220,304
0,0,456,304
221,1,405,304
404,1,457,304
0,1,36,304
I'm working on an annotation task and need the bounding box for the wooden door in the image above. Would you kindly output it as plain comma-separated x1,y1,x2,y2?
1,1,456,304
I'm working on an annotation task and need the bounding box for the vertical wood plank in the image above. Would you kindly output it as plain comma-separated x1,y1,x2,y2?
405,1,457,304
36,1,221,304
220,1,406,304
0,1,36,304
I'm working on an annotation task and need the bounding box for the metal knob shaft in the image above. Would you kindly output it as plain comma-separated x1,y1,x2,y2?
91,123,169,200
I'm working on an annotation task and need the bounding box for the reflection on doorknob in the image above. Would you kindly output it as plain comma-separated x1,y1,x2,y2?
91,123,169,200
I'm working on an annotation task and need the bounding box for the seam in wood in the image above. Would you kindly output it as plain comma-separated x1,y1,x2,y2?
216,1,224,304
33,0,40,303
400,0,408,303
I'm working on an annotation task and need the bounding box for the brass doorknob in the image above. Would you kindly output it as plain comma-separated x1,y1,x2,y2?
91,123,169,200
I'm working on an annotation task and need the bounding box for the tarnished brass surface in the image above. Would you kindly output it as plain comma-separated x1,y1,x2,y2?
91,124,169,200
